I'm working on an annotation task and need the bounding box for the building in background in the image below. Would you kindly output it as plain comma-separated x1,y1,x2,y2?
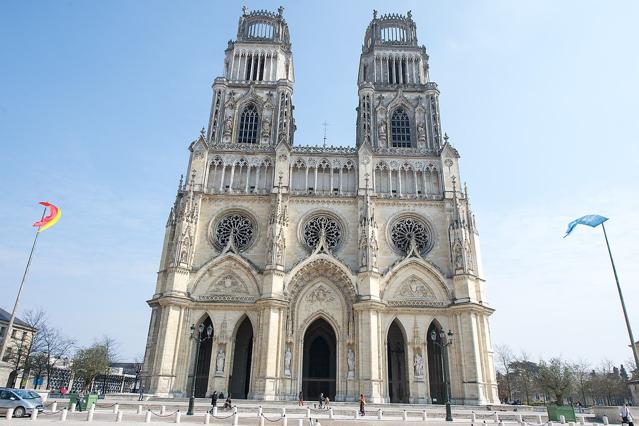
143,8,499,404
0,307,36,388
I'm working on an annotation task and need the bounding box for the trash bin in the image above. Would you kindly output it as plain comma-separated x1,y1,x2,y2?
547,405,576,422
85,394,99,411
68,393,79,410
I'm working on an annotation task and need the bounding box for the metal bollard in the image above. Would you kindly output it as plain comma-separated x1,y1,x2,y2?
560,415,566,424
403,409,408,421
31,409,38,421
145,410,152,423
423,410,428,421
603,416,609,425
160,405,166,415
116,411,123,423
137,405,143,415
174,410,181,424
203,412,210,424
6,408,14,420
329,408,334,419
71,402,77,413
232,412,239,426
306,407,310,418
378,409,383,420
60,407,68,422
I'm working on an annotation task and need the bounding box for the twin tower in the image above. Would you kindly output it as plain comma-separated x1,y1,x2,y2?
142,8,500,405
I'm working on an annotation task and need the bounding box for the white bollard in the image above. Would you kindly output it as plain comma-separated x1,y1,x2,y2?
114,403,119,414
603,416,609,425
233,406,238,415
60,407,68,422
282,414,287,426
259,414,264,426
518,414,523,422
499,420,504,426
569,422,575,426
116,411,123,423
203,412,210,424
297,420,303,426
145,410,152,423
306,408,310,418
212,406,217,416
423,410,428,421
537,415,543,424
31,409,38,421
6,408,14,420
560,415,566,424
377,409,383,420
161,405,166,415
258,406,263,417
174,410,181,424
403,409,408,421
329,408,334,419
472,412,477,422
232,412,239,426
580,417,585,426
354,409,359,419
51,402,58,413
71,402,77,413
494,412,500,423
282,407,286,416
137,405,143,415
549,421,554,426
87,408,94,422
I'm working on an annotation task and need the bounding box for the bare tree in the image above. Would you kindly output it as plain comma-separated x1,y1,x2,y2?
512,351,538,405
537,357,574,405
40,326,75,389
495,344,515,403
573,359,591,406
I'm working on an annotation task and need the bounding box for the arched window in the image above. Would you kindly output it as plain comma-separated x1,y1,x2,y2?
238,104,259,144
391,108,411,148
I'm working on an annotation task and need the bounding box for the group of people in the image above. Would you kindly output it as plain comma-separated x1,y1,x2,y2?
295,390,366,416
209,391,233,411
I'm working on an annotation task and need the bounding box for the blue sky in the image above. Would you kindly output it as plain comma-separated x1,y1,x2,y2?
1,0,638,367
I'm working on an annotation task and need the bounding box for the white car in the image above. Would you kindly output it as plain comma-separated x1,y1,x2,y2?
0,388,44,418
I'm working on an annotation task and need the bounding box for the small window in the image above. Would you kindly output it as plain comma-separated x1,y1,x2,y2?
391,108,411,148
238,104,259,144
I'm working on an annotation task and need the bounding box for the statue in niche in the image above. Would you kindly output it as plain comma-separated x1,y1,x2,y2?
414,352,425,378
378,121,387,144
347,348,355,378
216,349,225,373
284,346,292,376
223,116,233,137
417,124,426,143
261,117,271,138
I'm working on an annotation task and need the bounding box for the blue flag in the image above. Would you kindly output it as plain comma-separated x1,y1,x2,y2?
564,214,608,238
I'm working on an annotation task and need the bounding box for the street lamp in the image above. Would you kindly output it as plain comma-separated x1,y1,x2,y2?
430,329,454,421
187,323,213,416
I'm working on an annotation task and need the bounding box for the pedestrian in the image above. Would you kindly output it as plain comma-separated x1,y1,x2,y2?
223,394,232,410
576,401,583,414
359,394,366,416
324,395,331,409
138,386,145,401
318,392,324,409
298,390,304,406
620,404,634,426
211,391,218,408
76,391,84,412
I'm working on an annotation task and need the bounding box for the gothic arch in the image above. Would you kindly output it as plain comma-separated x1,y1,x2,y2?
189,254,261,298
286,255,357,305
383,257,452,302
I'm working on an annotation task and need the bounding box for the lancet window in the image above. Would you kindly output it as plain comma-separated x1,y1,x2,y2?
391,108,411,148
238,104,259,144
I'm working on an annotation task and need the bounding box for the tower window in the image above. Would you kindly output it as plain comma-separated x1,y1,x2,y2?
391,108,411,148
238,104,259,144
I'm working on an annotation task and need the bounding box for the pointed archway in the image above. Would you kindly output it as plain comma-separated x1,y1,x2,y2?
427,321,445,404
387,319,409,403
194,316,214,397
302,318,336,401
228,316,253,399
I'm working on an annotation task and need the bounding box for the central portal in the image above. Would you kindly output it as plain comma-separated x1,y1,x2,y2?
302,318,336,401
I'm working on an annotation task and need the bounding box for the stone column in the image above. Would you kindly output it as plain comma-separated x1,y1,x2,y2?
354,301,384,403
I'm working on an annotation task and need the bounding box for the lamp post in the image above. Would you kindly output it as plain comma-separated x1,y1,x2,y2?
187,323,213,416
430,329,453,422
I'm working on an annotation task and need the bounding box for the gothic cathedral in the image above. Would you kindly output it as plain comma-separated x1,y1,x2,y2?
142,8,499,405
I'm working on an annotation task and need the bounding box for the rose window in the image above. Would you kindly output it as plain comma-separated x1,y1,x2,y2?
390,216,432,255
302,214,342,251
214,213,255,251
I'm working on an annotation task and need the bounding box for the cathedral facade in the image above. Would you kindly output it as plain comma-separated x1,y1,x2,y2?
142,8,499,405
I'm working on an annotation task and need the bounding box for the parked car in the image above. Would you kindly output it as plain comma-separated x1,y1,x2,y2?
0,388,44,418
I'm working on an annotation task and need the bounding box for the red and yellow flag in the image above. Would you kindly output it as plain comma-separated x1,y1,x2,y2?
32,201,61,232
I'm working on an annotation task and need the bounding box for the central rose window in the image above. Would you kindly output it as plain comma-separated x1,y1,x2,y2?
302,213,343,252
389,215,433,255
213,212,256,251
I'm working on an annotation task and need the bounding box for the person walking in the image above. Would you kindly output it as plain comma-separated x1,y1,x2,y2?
298,390,304,406
318,393,324,409
620,404,634,426
138,386,145,402
359,394,366,416
211,391,218,409
324,395,331,409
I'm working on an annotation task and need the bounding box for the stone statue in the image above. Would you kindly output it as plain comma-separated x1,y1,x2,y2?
347,348,355,378
417,124,426,141
216,349,225,373
261,117,271,138
414,352,424,378
378,121,387,142
223,116,233,136
284,346,292,376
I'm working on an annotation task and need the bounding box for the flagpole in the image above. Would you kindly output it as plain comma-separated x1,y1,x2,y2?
601,222,639,372
0,208,46,363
